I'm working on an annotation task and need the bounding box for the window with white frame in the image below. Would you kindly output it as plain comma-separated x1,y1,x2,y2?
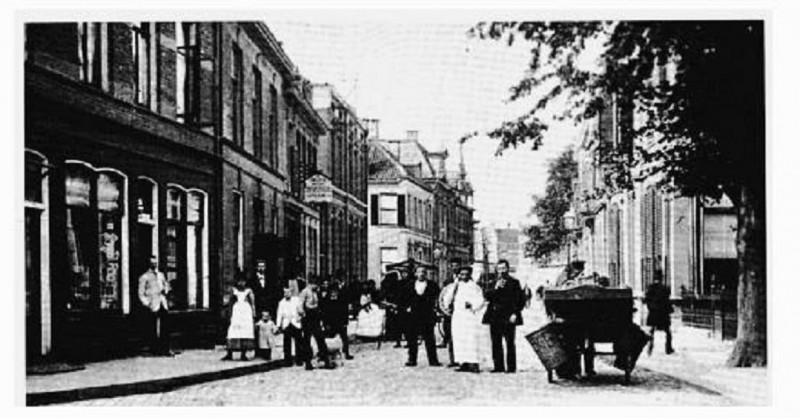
186,191,207,308
379,194,398,225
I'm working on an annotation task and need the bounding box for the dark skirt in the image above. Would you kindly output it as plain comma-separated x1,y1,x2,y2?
227,338,255,351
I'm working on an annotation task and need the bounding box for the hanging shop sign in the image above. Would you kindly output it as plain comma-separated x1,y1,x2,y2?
304,174,334,203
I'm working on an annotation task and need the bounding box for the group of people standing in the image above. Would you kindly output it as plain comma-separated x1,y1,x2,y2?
222,260,354,370
138,253,531,374
381,258,529,373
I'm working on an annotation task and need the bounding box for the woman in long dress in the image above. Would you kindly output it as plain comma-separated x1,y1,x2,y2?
223,277,256,361
451,266,487,373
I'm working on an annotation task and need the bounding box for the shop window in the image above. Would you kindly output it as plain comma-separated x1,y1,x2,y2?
135,178,158,299
165,186,187,309
25,150,49,356
187,191,206,308
65,163,126,312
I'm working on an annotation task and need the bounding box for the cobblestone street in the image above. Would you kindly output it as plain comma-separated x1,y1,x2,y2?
65,341,733,406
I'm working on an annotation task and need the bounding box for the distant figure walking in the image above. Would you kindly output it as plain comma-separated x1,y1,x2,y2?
223,276,256,361
644,271,675,355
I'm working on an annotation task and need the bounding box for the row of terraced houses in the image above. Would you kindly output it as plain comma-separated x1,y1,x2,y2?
24,21,370,361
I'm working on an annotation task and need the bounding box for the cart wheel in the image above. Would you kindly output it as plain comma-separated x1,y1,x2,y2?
547,369,554,383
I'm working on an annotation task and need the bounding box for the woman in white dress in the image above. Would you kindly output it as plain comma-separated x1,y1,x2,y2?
451,266,487,373
223,277,256,361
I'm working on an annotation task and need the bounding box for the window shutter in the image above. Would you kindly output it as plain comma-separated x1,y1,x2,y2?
397,195,406,227
370,194,378,225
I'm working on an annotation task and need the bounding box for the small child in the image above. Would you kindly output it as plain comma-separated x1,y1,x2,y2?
255,311,278,360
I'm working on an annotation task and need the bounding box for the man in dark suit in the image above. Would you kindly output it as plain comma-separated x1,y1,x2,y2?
399,265,442,367
645,270,674,355
483,259,526,373
251,260,276,317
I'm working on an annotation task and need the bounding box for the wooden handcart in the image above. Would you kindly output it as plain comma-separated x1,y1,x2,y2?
527,285,649,385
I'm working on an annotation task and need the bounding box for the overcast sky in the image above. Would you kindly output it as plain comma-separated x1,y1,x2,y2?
266,19,581,229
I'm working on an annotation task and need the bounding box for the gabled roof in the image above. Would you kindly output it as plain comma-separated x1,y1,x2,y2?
379,139,436,178
368,140,432,191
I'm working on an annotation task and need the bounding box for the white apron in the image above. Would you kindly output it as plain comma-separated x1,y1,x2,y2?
227,288,255,340
452,280,486,364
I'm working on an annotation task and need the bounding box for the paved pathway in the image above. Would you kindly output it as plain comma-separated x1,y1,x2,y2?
63,341,733,406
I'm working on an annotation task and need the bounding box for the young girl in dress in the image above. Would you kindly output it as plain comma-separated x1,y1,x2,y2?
222,276,256,361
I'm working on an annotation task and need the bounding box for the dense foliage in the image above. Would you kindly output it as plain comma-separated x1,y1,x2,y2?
524,149,577,264
468,20,765,366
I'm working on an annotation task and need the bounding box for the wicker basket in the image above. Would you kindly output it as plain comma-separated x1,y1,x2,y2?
525,323,570,371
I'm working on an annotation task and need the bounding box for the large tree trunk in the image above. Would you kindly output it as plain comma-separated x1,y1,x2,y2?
727,184,767,367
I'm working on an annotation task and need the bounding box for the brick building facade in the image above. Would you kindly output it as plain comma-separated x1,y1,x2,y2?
24,21,336,361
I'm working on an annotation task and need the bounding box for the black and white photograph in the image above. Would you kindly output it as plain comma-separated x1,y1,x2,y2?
12,0,792,409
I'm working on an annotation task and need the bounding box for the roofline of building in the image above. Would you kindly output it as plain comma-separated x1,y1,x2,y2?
244,22,296,80
311,83,365,130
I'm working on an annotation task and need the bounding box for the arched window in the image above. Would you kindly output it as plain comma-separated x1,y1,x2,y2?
64,162,127,312
134,177,158,289
165,185,187,309
25,150,50,355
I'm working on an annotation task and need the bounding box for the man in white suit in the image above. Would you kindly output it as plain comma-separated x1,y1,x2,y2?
138,255,173,356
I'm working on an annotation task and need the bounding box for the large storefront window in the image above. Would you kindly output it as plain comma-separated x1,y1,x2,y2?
187,191,206,308
166,186,186,309
65,163,126,312
135,178,158,292
26,150,49,356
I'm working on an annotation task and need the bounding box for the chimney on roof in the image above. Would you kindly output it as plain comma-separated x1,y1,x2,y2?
407,130,418,141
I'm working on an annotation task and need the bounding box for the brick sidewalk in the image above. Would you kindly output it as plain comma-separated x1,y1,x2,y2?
633,322,769,405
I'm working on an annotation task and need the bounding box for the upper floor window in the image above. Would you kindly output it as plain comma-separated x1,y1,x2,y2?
176,22,199,124
379,194,398,225
78,22,103,86
253,66,263,160
268,84,279,168
131,23,153,107
231,43,244,146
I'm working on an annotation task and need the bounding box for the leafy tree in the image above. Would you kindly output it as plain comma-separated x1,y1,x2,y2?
524,148,577,264
468,21,765,367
